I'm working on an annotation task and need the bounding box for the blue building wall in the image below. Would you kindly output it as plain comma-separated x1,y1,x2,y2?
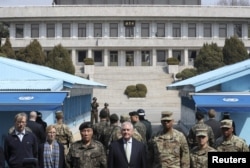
222,75,250,92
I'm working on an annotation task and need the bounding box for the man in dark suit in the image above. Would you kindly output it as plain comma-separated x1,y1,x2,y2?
205,109,222,140
108,121,146,168
27,111,46,144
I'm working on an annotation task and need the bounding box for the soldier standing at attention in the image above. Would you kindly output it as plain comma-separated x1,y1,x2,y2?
190,128,216,168
91,97,99,124
137,108,152,142
67,122,107,168
129,111,147,143
215,119,249,152
55,111,74,155
101,103,110,122
148,111,190,168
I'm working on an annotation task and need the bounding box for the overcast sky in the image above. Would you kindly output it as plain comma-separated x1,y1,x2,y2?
0,0,218,7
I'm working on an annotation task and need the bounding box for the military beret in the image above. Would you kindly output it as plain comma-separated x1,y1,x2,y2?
110,113,119,121
221,119,233,128
79,122,93,130
55,111,64,119
129,111,139,116
161,111,173,120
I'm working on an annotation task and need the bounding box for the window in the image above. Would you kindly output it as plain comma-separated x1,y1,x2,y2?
141,51,150,66
31,24,39,38
173,23,181,37
188,23,196,37
110,51,118,66
156,23,165,37
16,24,24,38
94,51,103,62
47,23,55,38
204,23,212,37
125,27,134,37
219,24,227,38
157,50,166,62
234,24,242,38
62,23,71,37
78,51,87,63
126,51,134,66
78,23,86,37
94,23,102,37
110,23,118,37
141,23,149,37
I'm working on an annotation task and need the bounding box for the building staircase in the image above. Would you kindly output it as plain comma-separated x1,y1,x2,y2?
89,66,181,123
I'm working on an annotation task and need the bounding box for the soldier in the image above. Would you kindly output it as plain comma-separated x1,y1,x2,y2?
190,128,216,168
148,111,190,168
67,122,107,168
120,114,143,142
129,111,147,143
91,97,99,124
93,110,109,141
54,111,74,156
101,103,110,122
137,108,152,142
215,119,249,152
187,111,214,149
100,113,121,153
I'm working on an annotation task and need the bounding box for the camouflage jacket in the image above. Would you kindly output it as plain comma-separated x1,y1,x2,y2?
190,146,216,168
215,135,249,152
93,120,109,141
67,140,107,168
100,124,121,150
55,123,74,146
187,121,215,148
133,121,147,143
148,129,190,168
140,119,152,142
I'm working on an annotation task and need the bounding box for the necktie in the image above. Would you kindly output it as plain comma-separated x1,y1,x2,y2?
125,142,131,163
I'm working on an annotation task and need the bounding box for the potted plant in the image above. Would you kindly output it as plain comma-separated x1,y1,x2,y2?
166,57,179,74
83,58,94,80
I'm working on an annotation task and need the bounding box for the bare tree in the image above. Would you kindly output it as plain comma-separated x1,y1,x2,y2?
217,0,249,6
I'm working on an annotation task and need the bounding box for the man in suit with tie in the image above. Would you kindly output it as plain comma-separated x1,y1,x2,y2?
108,121,146,168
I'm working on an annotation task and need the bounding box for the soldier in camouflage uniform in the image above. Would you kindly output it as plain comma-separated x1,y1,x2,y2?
120,114,143,142
100,113,121,153
187,111,214,149
190,128,216,168
101,103,110,122
54,111,74,156
93,110,109,141
215,119,249,152
91,97,99,124
66,122,107,168
129,111,147,143
148,111,190,168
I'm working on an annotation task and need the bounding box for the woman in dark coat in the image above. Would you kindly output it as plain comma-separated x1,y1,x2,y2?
38,125,65,168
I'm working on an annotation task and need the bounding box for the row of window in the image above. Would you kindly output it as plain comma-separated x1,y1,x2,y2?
15,22,243,38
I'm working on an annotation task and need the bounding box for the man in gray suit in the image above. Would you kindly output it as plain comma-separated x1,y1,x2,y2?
205,109,222,140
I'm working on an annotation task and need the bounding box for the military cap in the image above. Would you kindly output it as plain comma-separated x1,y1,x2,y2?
79,122,93,130
92,97,97,100
99,109,108,118
196,128,208,137
137,109,145,116
110,113,119,121
129,111,139,116
55,111,64,119
221,119,233,128
104,102,109,106
120,115,130,123
161,111,173,120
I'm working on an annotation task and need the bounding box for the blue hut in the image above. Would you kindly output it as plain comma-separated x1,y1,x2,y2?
0,57,106,145
167,59,250,145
